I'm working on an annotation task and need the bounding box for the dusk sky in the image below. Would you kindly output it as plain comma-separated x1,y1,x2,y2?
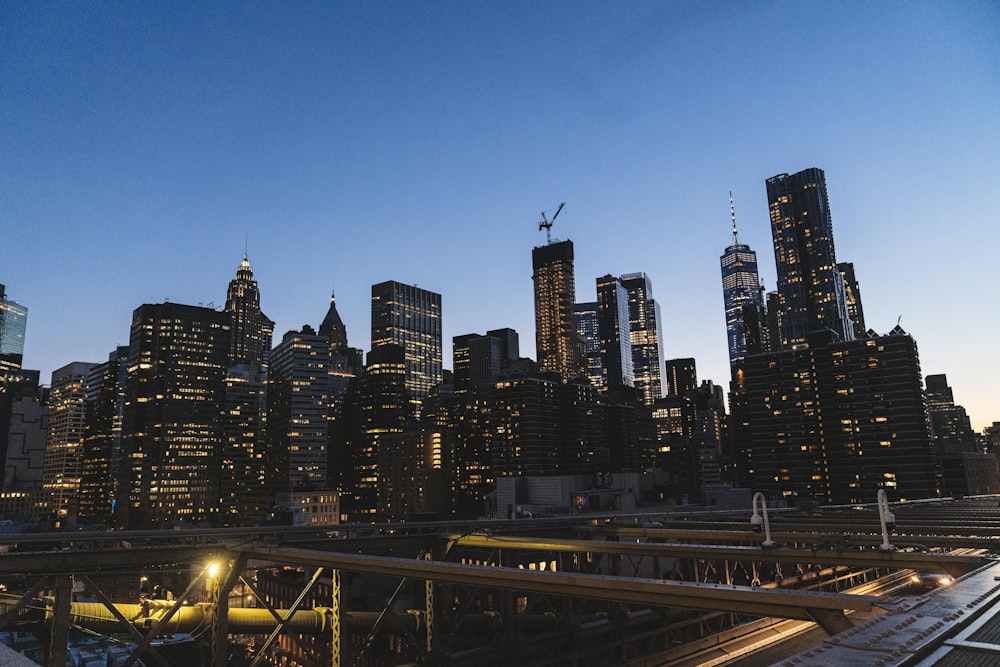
3,2,998,430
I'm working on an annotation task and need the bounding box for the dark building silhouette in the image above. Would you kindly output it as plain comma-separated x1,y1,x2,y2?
767,168,853,347
664,358,698,397
0,370,47,521
596,275,634,390
533,240,584,383
619,272,665,406
574,302,602,389
730,327,938,504
838,262,867,340
925,374,977,452
122,302,230,526
78,347,129,524
452,328,519,392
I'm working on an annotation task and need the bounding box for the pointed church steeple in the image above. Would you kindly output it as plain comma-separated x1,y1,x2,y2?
319,288,348,350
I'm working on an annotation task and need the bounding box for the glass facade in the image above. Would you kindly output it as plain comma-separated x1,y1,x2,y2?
0,284,27,376
371,280,442,405
619,272,664,404
596,275,634,389
532,240,584,383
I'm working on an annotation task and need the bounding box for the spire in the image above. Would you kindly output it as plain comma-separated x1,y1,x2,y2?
730,191,741,246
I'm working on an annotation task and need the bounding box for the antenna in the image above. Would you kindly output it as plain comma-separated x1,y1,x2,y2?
730,191,740,245
538,202,566,244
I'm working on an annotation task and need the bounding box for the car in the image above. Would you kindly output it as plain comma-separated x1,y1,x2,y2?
910,572,954,590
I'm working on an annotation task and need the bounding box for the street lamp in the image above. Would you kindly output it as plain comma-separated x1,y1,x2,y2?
877,489,896,552
751,492,775,548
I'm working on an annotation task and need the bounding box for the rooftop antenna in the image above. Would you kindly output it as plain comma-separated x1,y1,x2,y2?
539,202,565,244
730,191,741,245
244,232,248,259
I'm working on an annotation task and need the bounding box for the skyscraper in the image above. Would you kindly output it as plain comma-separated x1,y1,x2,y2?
838,262,867,339
720,196,766,369
663,358,697,397
574,302,602,389
122,302,230,526
0,284,28,378
596,274,634,389
925,374,977,452
452,328,519,392
78,347,129,524
533,240,584,383
766,168,853,347
619,272,665,406
371,280,442,405
42,362,96,523
225,254,274,370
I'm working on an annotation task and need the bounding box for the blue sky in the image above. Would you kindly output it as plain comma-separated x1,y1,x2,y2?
2,1,998,430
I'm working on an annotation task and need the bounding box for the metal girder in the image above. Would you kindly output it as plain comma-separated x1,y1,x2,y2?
449,533,984,578
0,545,218,574
79,575,172,667
46,576,71,667
248,566,325,667
236,544,874,626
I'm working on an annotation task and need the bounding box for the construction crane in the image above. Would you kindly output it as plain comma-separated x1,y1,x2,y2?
538,202,565,244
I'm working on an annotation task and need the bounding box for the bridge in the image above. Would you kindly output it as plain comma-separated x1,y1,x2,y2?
1,496,999,666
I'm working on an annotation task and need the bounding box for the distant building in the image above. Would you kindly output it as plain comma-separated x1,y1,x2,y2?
78,347,129,524
0,284,27,379
574,302,602,390
371,280,442,407
663,358,697,397
0,371,48,511
596,275,634,389
532,240,585,383
720,196,766,369
766,168,853,347
42,361,96,525
122,302,230,526
452,328,519,392
267,326,331,494
619,272,665,405
925,374,977,452
730,327,938,504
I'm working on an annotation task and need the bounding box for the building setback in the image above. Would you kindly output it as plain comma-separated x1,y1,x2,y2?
730,327,938,505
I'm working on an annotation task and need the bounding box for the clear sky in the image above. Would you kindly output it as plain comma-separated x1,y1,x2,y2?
2,2,998,431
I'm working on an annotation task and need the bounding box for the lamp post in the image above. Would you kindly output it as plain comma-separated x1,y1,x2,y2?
751,492,774,547
877,489,896,552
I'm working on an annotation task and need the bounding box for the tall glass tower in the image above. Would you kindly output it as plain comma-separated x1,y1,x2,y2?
720,194,765,369
371,280,442,404
596,274,634,389
574,302,602,389
766,168,852,347
619,272,664,405
0,284,28,377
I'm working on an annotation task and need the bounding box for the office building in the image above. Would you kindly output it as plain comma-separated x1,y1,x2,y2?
766,168,853,347
42,361,96,524
663,358,697,397
532,240,585,383
0,284,27,378
1,370,48,496
925,374,977,453
574,302,602,389
720,198,766,369
838,262,867,340
596,275,634,389
452,328,519,392
730,327,938,505
267,326,332,493
619,273,665,405
122,302,230,526
320,290,364,417
221,255,273,520
78,347,129,524
371,280,442,405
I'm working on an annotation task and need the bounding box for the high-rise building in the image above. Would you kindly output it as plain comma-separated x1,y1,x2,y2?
225,254,274,370
720,196,766,369
267,326,332,493
619,272,665,405
452,328,519,392
663,358,697,397
730,327,938,504
0,284,28,378
925,374,977,452
838,262,867,340
42,361,96,524
766,168,853,347
221,254,274,521
78,347,129,524
371,281,442,405
122,302,230,526
1,370,48,495
596,275,634,390
574,302,602,389
532,240,584,383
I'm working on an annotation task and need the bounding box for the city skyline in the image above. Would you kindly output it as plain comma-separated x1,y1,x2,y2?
3,3,998,430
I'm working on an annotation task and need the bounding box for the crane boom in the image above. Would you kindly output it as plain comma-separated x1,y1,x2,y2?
538,202,566,244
